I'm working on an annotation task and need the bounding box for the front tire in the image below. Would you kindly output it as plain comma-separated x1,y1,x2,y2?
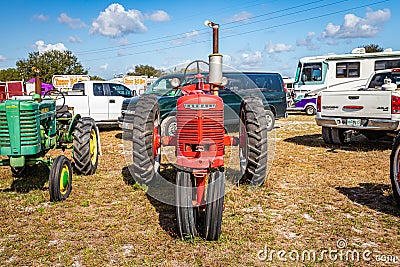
11,166,26,178
73,117,99,175
239,97,268,186
390,134,400,207
132,95,161,185
49,155,72,202
176,171,198,239
305,105,316,116
205,171,225,241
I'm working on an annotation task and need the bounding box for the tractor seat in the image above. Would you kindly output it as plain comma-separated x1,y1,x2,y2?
56,105,72,119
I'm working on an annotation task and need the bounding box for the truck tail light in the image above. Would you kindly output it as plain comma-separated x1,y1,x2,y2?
283,82,287,93
392,95,400,114
317,95,321,112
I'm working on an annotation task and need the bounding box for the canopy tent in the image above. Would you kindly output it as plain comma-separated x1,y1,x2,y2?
27,78,53,91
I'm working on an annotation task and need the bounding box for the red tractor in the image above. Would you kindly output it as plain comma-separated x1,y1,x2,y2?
131,21,268,240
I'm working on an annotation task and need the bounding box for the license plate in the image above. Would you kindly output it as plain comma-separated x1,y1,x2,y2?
347,119,361,126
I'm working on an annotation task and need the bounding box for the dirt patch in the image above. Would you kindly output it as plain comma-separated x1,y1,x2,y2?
0,114,399,266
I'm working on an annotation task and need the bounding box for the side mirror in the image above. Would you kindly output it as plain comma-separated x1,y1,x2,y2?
221,76,228,87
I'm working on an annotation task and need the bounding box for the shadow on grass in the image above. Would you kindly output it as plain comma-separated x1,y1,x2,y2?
1,164,49,193
121,165,179,238
336,183,400,217
284,134,393,152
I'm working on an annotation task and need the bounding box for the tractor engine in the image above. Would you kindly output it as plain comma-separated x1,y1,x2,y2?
176,93,224,170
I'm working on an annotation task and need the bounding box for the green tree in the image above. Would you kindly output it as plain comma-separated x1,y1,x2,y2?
127,64,161,77
16,50,88,84
0,68,21,81
89,75,105,81
362,44,384,53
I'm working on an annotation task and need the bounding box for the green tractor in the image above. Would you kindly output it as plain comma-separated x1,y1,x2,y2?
0,81,99,201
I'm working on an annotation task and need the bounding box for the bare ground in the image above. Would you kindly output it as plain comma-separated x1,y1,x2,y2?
0,114,399,266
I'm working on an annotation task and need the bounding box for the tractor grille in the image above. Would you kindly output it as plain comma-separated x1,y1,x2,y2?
177,109,224,152
0,111,9,147
20,110,40,146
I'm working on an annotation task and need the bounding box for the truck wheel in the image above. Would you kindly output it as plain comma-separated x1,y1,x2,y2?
390,134,400,207
239,97,268,186
161,115,177,136
11,166,26,178
73,117,99,175
132,95,161,185
331,128,345,145
205,170,225,241
305,105,316,116
49,155,72,202
265,110,275,131
176,171,198,239
321,126,333,144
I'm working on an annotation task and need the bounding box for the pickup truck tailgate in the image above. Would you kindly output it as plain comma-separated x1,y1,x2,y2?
321,90,392,119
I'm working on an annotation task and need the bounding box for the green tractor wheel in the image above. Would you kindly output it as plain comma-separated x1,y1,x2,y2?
73,117,99,175
49,155,72,202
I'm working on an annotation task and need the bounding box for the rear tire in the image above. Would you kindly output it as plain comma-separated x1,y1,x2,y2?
49,155,72,202
331,128,345,145
390,134,400,207
321,126,333,144
305,105,316,116
131,95,161,185
205,171,225,241
73,117,99,175
176,171,198,239
239,97,268,186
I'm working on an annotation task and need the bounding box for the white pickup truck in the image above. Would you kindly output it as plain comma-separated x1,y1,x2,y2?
61,81,136,126
316,68,400,144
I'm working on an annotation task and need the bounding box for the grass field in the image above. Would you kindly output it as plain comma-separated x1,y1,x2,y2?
0,114,399,266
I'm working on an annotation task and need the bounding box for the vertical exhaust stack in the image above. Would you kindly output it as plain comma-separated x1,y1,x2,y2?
205,20,223,95
33,67,42,102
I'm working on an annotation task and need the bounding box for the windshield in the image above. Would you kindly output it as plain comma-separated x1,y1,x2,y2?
144,77,178,95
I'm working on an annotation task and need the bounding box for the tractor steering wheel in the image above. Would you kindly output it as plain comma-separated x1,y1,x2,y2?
43,89,66,112
182,60,209,85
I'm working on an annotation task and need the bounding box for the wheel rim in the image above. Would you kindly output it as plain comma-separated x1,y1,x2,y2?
266,114,272,127
168,121,177,136
90,128,98,165
59,163,70,195
393,145,400,194
153,117,161,172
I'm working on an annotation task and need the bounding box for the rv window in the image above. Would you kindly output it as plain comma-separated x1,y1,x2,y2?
336,62,360,78
302,63,323,82
375,60,400,70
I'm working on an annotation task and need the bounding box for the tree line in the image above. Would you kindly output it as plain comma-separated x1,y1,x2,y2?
0,50,162,84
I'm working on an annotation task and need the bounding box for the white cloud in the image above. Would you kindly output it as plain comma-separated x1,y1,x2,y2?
0,55,6,62
321,8,391,39
100,63,109,70
145,10,171,22
68,36,83,43
33,14,48,21
266,41,294,54
171,30,200,46
58,13,87,29
230,51,264,70
185,30,199,38
296,32,320,50
35,40,67,53
225,11,253,23
90,3,147,37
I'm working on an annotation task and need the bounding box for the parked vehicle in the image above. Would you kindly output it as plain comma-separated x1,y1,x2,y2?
294,48,400,100
316,68,400,144
119,72,287,135
61,81,136,126
288,95,317,115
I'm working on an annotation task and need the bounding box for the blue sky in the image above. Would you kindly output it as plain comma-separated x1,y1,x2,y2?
0,0,398,79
